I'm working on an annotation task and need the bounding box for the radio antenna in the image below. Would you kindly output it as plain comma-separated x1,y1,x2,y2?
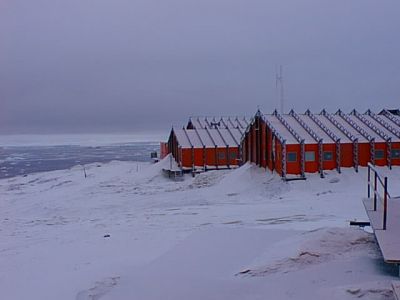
276,65,284,114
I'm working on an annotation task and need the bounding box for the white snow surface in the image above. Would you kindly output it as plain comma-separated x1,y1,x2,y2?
2,158,400,300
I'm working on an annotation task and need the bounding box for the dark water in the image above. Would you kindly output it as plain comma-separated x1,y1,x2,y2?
0,143,159,179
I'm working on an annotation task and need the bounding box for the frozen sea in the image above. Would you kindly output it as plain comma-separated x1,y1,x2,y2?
0,134,163,179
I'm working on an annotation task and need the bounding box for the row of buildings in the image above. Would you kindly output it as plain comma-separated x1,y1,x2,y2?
163,109,400,179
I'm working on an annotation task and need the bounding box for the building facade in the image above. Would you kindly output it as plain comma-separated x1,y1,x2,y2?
241,109,400,179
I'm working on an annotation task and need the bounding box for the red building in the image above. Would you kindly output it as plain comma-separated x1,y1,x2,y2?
167,116,248,171
241,109,400,179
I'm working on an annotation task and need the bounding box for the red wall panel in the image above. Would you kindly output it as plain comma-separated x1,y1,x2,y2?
322,144,336,170
391,142,400,166
260,122,267,168
374,142,387,166
275,140,283,175
340,143,353,168
286,144,301,175
205,148,217,166
180,148,191,168
358,143,371,166
193,148,205,167
252,124,257,163
304,144,319,173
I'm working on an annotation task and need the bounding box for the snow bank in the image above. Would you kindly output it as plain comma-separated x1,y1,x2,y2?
246,227,378,276
211,163,288,200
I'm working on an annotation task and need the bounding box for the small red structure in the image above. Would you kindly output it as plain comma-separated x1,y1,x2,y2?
160,142,169,159
242,109,400,179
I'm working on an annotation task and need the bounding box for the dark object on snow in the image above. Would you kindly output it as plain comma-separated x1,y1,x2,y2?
104,234,111,238
349,221,370,227
329,177,340,183
236,269,251,275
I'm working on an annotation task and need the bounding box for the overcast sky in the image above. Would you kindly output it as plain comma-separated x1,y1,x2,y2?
1,0,400,134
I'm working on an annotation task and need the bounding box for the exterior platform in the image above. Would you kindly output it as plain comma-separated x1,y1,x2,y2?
363,198,400,264
393,281,400,300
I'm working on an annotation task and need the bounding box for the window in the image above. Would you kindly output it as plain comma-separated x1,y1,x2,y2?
305,151,315,162
392,149,400,159
323,151,333,161
287,152,297,162
230,152,238,160
218,152,226,160
375,150,384,159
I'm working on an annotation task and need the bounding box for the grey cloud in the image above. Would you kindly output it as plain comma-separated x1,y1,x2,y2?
1,0,400,133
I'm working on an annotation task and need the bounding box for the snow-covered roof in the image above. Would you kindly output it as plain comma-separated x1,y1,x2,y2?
188,116,250,130
312,114,352,143
282,115,317,144
262,115,298,145
362,113,400,142
346,114,385,143
297,114,336,143
323,113,369,143
255,110,400,145
173,127,241,148
380,110,400,128
173,130,192,148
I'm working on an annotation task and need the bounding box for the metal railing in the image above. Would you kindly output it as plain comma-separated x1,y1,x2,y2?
367,162,390,230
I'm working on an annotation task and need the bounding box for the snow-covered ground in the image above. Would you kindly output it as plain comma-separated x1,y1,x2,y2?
2,156,400,300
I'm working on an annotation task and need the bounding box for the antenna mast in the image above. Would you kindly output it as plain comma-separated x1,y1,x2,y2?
276,65,284,114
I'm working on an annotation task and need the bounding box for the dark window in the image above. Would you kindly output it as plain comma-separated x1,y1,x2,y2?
323,151,333,161
230,152,237,159
375,150,384,159
305,151,315,162
218,152,226,160
391,149,400,159
287,152,297,162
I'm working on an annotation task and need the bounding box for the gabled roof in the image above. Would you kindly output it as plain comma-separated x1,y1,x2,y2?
173,129,192,148
309,113,351,143
187,116,250,130
262,114,298,145
297,114,336,143
173,127,242,149
250,109,400,145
